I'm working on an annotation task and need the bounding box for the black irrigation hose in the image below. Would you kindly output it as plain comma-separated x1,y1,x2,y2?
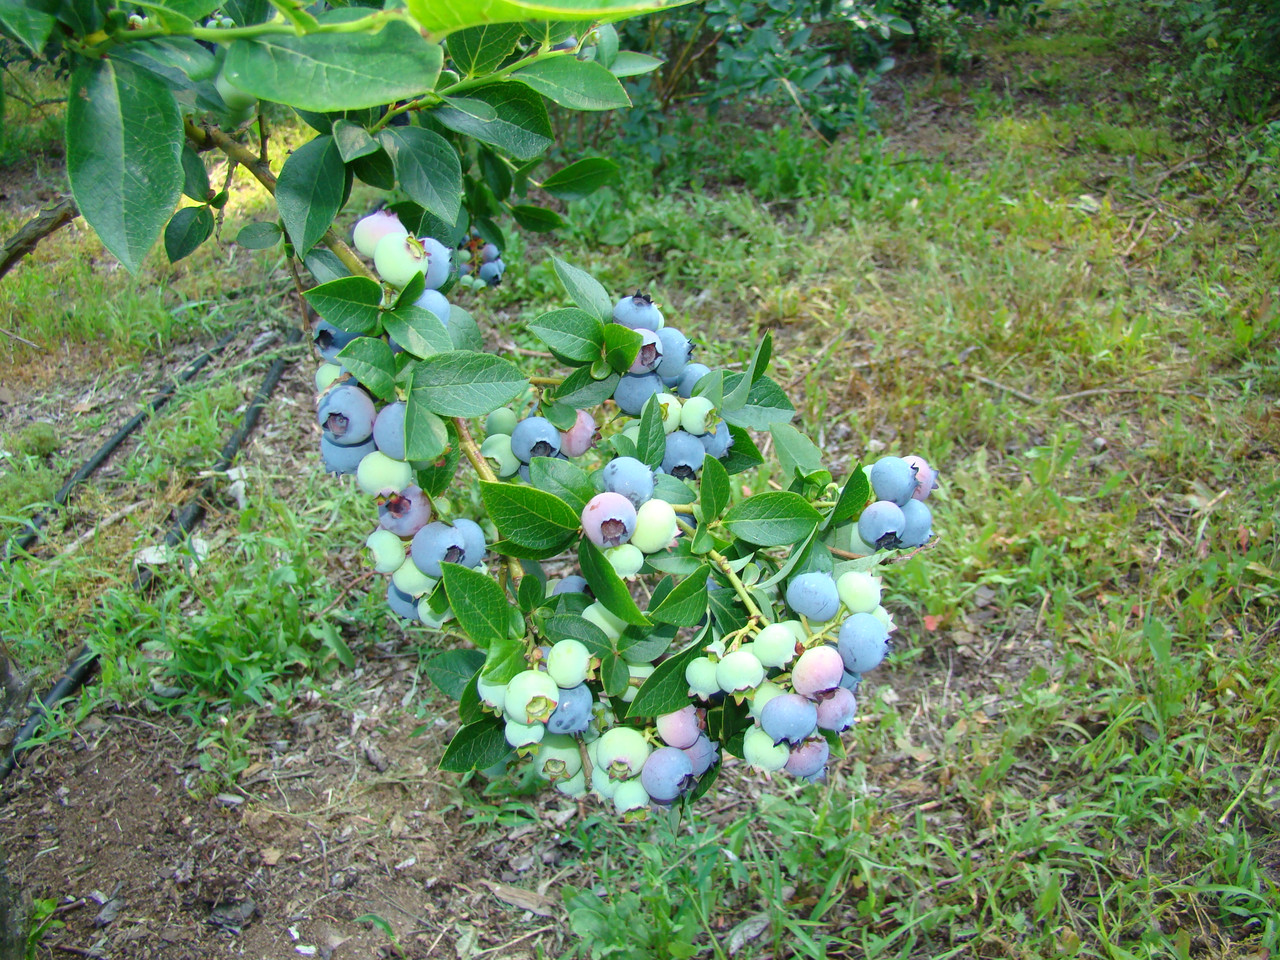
2,326,243,563
0,326,304,785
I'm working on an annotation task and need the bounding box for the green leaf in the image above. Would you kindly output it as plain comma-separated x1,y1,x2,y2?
333,119,380,161
430,81,552,161
541,157,619,201
616,623,673,664
405,404,449,461
723,333,771,411
448,23,524,76
512,56,629,111
410,351,526,417
634,394,666,468
770,423,823,482
691,368,722,407
378,126,462,225
276,134,346,255
66,59,183,275
627,632,708,718
424,649,485,699
609,50,663,77
480,633,528,682
551,256,612,321
405,0,691,37
0,0,55,54
439,716,510,773
303,276,383,334
480,481,581,551
723,492,821,547
707,586,749,634
826,464,870,529
415,421,461,497
447,305,484,352
549,367,618,407
163,206,212,262
478,147,513,202
223,22,443,112
529,456,595,514
382,304,453,358
223,0,269,26
602,323,641,373
333,337,396,401
517,573,545,613
488,538,573,561
351,148,395,190
721,424,763,476
543,614,612,657
180,144,210,202
578,539,648,626
528,307,604,364
236,220,281,250
699,454,729,521
647,566,709,626
719,374,795,429
593,23,619,67
644,541,703,575
653,472,694,505
509,203,566,232
441,562,511,649
303,248,349,284
598,652,629,698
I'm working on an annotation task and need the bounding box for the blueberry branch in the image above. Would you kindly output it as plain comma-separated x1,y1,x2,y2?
675,518,763,619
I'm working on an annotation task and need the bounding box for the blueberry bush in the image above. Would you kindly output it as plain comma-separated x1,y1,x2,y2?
1,0,940,816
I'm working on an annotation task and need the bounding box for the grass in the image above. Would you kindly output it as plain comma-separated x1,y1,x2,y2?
4,0,1280,957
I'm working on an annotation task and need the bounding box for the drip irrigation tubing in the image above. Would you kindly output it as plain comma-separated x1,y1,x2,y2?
2,326,243,563
0,326,303,785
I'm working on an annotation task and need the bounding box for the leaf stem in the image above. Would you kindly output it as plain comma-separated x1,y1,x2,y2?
675,519,762,619
454,417,525,584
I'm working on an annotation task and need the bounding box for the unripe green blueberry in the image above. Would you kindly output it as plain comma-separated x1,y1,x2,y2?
605,542,644,578
486,407,518,436
656,393,682,433
477,676,507,713
685,656,719,699
748,680,786,720
679,395,718,436
596,726,651,780
547,638,591,688
753,623,798,668
622,424,641,444
480,433,521,478
356,451,413,497
533,733,583,782
504,719,545,748
365,528,405,574
742,726,789,772
591,765,619,800
716,649,765,694
872,605,895,632
556,768,588,798
215,68,257,113
837,570,882,614
613,778,650,818
583,601,626,640
630,499,678,554
391,557,437,597
373,233,430,288
504,669,560,724
315,363,343,392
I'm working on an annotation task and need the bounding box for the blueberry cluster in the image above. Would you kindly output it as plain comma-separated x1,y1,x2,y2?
457,233,506,289
855,455,936,552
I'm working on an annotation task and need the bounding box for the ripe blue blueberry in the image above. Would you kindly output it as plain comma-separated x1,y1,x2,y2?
551,575,591,597
613,372,663,416
372,401,407,460
858,500,907,550
640,747,695,803
870,456,918,506
899,499,932,548
413,288,451,324
510,416,562,462
602,456,654,509
410,521,469,577
683,733,719,776
453,518,486,567
675,363,711,399
699,421,733,459
313,320,358,363
478,259,504,286
661,429,706,481
318,384,376,446
786,572,840,622
386,582,418,621
655,328,692,380
545,683,594,735
321,436,374,475
759,693,818,746
612,291,662,331
837,612,888,674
